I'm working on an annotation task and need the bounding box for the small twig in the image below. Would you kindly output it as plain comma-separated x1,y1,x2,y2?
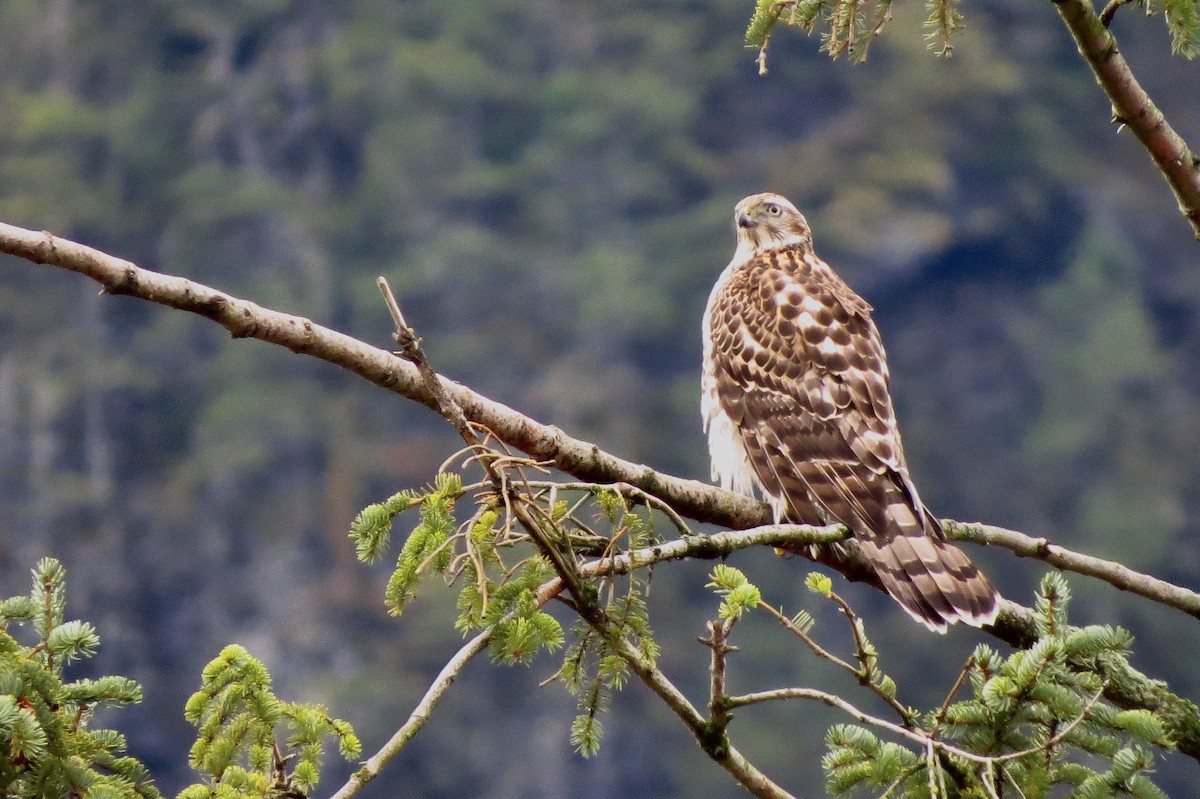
1049,0,1200,239
1000,763,1030,799
1098,0,1136,28
329,631,491,799
758,599,912,723
929,654,975,738
272,740,287,788
614,482,697,538
756,38,771,75
925,739,938,798
759,602,858,675
828,591,876,673
724,682,1107,769
946,520,1200,620
458,506,494,615
878,767,916,799
377,276,590,607
980,763,1001,799
828,589,913,723
413,535,457,576
725,685,994,763
523,480,698,539
701,618,738,732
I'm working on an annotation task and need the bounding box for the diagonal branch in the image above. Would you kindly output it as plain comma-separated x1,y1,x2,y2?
4,222,1198,629
330,630,491,799
947,520,1200,619
1050,0,1200,239
376,277,592,606
4,222,1200,762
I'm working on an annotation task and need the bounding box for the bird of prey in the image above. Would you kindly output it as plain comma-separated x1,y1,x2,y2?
701,192,999,632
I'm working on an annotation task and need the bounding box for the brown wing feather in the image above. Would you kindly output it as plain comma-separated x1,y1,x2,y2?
709,245,998,632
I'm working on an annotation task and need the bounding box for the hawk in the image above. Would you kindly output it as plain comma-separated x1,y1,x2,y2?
701,192,999,632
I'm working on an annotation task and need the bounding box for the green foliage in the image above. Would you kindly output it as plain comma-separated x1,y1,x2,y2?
355,469,572,663
748,0,1198,68
706,564,762,620
1151,0,1200,57
805,571,834,596
745,0,789,48
0,559,159,799
486,560,564,665
347,472,463,614
822,573,1174,798
550,490,661,753
923,0,963,57
180,645,360,799
354,475,663,757
560,624,614,757
746,0,961,66
347,490,419,564
821,725,921,796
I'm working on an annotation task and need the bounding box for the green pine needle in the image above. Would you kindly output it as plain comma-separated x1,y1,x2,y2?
821,572,1172,797
0,559,161,799
181,645,358,797
1161,0,1200,57
805,572,833,595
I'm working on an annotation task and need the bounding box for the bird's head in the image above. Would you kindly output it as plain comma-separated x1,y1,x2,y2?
732,193,812,259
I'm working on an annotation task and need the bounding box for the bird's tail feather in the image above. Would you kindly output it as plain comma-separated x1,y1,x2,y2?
858,527,999,633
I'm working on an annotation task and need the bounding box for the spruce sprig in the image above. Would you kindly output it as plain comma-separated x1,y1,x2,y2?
823,572,1175,798
0,559,159,799
179,644,360,799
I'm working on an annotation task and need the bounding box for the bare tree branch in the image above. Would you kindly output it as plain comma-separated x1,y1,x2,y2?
6,222,1197,632
724,683,1107,767
330,631,491,799
1050,0,1200,239
0,222,766,524
4,222,1200,763
947,520,1200,619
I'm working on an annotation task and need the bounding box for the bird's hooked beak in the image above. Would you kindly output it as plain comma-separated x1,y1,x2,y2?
736,210,753,229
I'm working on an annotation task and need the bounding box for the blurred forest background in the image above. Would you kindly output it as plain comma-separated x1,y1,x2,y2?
2,0,1200,796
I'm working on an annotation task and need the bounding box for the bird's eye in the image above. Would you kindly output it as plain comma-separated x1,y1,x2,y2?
767,203,782,215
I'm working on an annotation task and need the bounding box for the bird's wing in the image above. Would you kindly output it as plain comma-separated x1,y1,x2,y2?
707,245,998,631
708,245,913,531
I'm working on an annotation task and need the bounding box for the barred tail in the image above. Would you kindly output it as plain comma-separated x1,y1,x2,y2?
856,504,1000,633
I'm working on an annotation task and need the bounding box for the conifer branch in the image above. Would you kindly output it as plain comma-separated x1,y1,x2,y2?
1097,0,1136,28
334,525,837,799
4,223,1200,765
701,617,738,735
1050,0,1200,239
724,683,1107,766
377,276,596,629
